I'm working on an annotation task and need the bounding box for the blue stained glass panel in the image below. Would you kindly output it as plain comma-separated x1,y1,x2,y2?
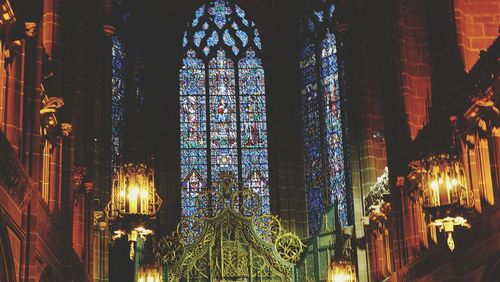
180,51,208,218
208,0,231,29
194,30,205,47
180,2,270,220
314,10,324,22
300,37,325,235
239,51,270,215
321,31,347,226
209,50,239,185
232,46,240,55
254,36,262,49
329,4,335,18
207,30,219,47
111,36,125,172
195,4,205,18
235,5,245,18
211,148,238,189
182,31,188,47
192,18,199,27
236,30,248,47
181,150,207,217
223,29,235,46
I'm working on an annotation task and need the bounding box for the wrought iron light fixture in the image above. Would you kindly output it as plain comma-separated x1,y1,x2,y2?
412,153,473,251
409,116,474,251
328,200,357,282
105,162,162,260
329,260,357,282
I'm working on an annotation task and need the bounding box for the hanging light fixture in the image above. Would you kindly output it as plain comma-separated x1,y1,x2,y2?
410,116,474,251
414,153,473,251
328,200,357,282
328,260,357,282
105,162,162,259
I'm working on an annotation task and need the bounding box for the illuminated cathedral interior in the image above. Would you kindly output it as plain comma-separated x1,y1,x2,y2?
0,0,499,281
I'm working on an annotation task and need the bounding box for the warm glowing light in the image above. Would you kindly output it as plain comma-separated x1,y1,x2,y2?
105,163,162,219
130,186,139,197
415,154,474,251
138,266,162,282
333,273,352,282
328,261,357,282
446,181,452,190
430,180,438,190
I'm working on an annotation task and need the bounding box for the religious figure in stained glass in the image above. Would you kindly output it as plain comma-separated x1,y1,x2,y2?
180,0,270,219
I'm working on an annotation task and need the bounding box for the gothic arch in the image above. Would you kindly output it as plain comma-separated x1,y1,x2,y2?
179,0,270,219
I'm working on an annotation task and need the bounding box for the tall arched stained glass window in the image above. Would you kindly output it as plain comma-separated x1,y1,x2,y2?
300,2,350,235
180,0,269,218
111,36,126,172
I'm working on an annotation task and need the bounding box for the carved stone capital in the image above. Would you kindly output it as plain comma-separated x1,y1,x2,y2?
41,96,64,139
24,22,37,37
60,123,73,137
72,167,88,188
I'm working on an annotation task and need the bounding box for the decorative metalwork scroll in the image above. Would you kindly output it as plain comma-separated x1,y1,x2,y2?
156,175,304,281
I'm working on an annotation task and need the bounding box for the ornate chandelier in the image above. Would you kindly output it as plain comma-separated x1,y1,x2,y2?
106,163,162,217
105,162,162,259
412,153,473,251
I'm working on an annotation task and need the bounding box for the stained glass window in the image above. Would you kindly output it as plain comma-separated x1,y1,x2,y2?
320,31,348,226
239,49,269,214
180,50,208,217
300,3,350,235
300,39,324,235
209,50,238,188
111,36,125,172
180,0,269,219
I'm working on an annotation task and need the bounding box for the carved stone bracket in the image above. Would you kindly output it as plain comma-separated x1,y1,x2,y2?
367,202,392,235
72,167,88,188
72,166,93,206
0,7,38,60
40,84,64,140
60,123,72,137
24,22,37,37
464,89,500,135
